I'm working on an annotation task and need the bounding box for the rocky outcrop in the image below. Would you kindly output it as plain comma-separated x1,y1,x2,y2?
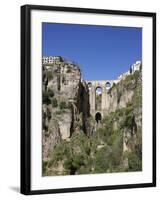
42,57,90,160
108,70,142,156
106,85,134,113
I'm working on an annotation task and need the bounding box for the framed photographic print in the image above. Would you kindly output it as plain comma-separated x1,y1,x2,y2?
21,4,156,195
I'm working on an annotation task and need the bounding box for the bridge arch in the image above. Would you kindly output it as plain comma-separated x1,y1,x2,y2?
95,86,102,110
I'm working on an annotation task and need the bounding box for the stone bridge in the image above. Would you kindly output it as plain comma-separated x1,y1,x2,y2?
85,80,119,121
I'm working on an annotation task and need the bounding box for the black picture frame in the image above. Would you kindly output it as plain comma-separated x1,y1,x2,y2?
21,4,156,195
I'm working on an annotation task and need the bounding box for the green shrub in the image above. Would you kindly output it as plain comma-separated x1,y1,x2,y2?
127,152,142,171
51,141,70,165
64,154,84,174
59,101,68,109
98,127,111,143
68,102,72,109
47,132,92,175
43,124,48,132
43,91,51,105
42,161,48,175
45,70,53,80
52,98,58,107
133,84,142,108
120,105,134,129
47,88,54,97
117,91,122,104
94,146,111,173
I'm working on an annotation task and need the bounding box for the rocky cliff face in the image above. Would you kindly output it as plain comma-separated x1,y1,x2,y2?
42,58,90,161
107,69,142,158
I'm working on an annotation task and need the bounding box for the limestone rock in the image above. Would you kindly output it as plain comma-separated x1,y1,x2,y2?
42,57,90,160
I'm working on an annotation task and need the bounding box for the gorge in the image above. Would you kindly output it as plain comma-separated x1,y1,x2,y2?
42,56,142,176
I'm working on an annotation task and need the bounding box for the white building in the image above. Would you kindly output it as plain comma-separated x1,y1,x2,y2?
42,56,63,65
131,61,141,72
118,61,141,81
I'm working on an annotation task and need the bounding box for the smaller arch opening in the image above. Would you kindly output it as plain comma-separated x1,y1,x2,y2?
95,112,102,123
106,82,111,89
96,86,102,94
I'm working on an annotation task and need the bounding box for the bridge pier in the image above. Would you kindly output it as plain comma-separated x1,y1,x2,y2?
86,80,118,119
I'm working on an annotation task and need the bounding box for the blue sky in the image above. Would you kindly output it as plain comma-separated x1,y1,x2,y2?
42,23,142,80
